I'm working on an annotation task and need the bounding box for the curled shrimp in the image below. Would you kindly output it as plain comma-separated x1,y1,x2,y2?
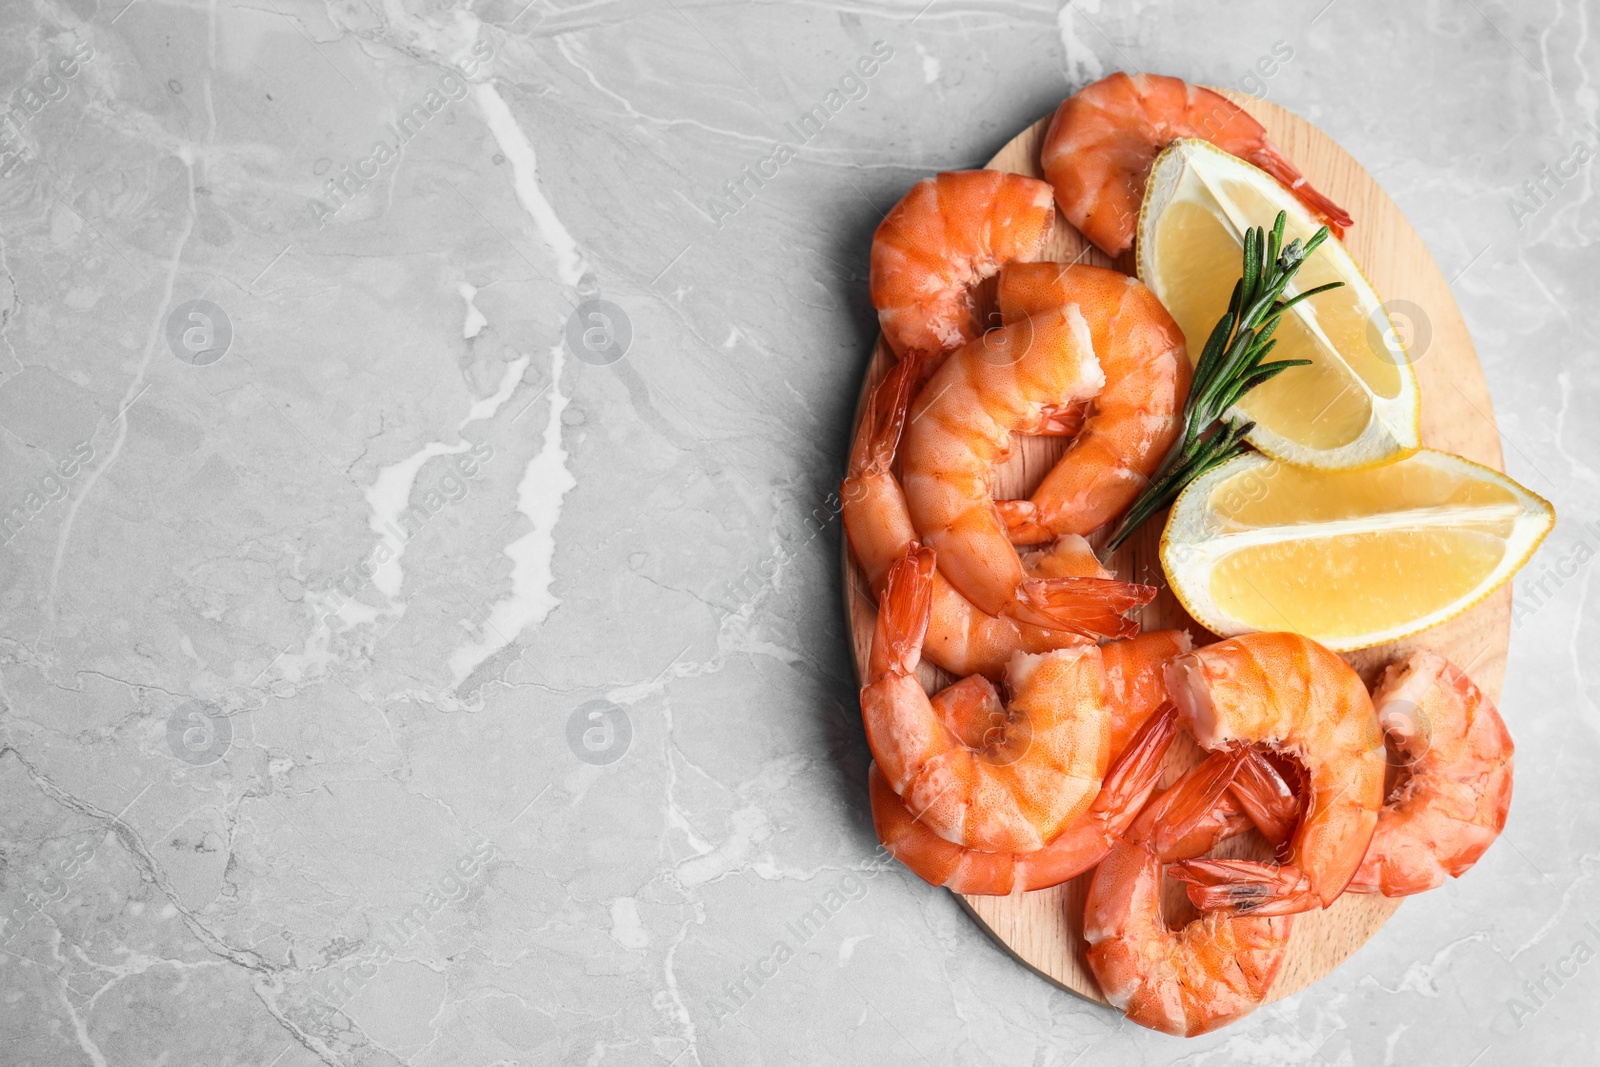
1163,633,1385,914
992,262,1191,541
1042,72,1353,258
871,630,1194,894
843,356,1156,677
1169,650,1513,909
1085,748,1293,1036
861,545,1111,853
900,309,1157,634
917,633,1186,779
1346,651,1514,897
870,705,1178,895
870,170,1056,368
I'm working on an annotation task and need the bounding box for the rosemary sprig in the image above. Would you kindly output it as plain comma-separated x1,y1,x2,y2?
1105,210,1342,554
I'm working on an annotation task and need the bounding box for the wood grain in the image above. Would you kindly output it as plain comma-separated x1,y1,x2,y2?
840,91,1510,1008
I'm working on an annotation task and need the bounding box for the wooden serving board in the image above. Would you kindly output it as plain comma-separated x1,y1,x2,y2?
841,91,1510,1007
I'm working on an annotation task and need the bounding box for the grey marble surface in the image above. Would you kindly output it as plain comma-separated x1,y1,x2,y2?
0,0,1596,1064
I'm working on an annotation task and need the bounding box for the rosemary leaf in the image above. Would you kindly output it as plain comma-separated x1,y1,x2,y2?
1104,210,1342,555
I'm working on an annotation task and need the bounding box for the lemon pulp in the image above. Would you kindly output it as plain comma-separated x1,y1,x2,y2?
1209,532,1509,641
1161,450,1554,651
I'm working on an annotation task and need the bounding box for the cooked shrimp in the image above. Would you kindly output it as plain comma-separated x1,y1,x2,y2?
860,545,1110,852
1185,655,1514,904
900,309,1157,634
842,355,1157,677
1042,72,1353,258
1228,748,1303,855
869,629,1202,893
870,170,1056,368
1085,749,1293,1036
1100,629,1192,755
992,263,1191,541
1101,631,1287,854
1162,633,1385,914
1131,748,1260,863
1346,651,1514,897
870,705,1180,894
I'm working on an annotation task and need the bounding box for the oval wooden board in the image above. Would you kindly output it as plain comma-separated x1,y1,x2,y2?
842,91,1510,1008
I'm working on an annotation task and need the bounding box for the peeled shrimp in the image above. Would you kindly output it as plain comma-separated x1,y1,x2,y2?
870,705,1178,894
1348,651,1515,897
860,545,1110,852
1042,72,1352,258
1163,633,1385,914
922,630,1189,782
1085,749,1293,1037
900,309,1156,634
842,354,1157,676
870,170,1055,368
871,628,1194,893
992,262,1190,541
1099,629,1192,755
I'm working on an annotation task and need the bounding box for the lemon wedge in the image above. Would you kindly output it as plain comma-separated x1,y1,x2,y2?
1138,138,1422,469
1160,449,1554,651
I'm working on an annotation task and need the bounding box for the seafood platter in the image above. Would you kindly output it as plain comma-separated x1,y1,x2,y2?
841,73,1554,1035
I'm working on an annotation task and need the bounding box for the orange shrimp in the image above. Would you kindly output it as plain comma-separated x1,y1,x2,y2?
926,631,1190,770
842,357,1158,678
1227,747,1303,855
1347,651,1515,897
1042,72,1352,258
869,705,1179,894
1084,749,1293,1036
871,628,1195,894
1128,748,1264,862
1163,633,1385,915
1101,631,1299,852
991,262,1190,541
900,309,1157,634
1099,629,1192,755
860,545,1110,852
870,170,1055,368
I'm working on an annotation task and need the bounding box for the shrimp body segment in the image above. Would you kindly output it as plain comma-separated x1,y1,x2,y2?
994,263,1191,541
861,546,1111,853
1042,72,1353,258
1349,651,1515,897
1164,633,1385,912
900,308,1156,635
870,170,1056,366
1084,750,1292,1037
841,358,1136,679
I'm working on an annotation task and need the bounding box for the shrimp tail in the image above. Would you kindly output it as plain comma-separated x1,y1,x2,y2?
1005,576,1157,639
1136,747,1245,859
1229,749,1302,858
1094,704,1178,827
1167,859,1321,916
1245,146,1354,237
869,543,936,680
848,352,923,480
